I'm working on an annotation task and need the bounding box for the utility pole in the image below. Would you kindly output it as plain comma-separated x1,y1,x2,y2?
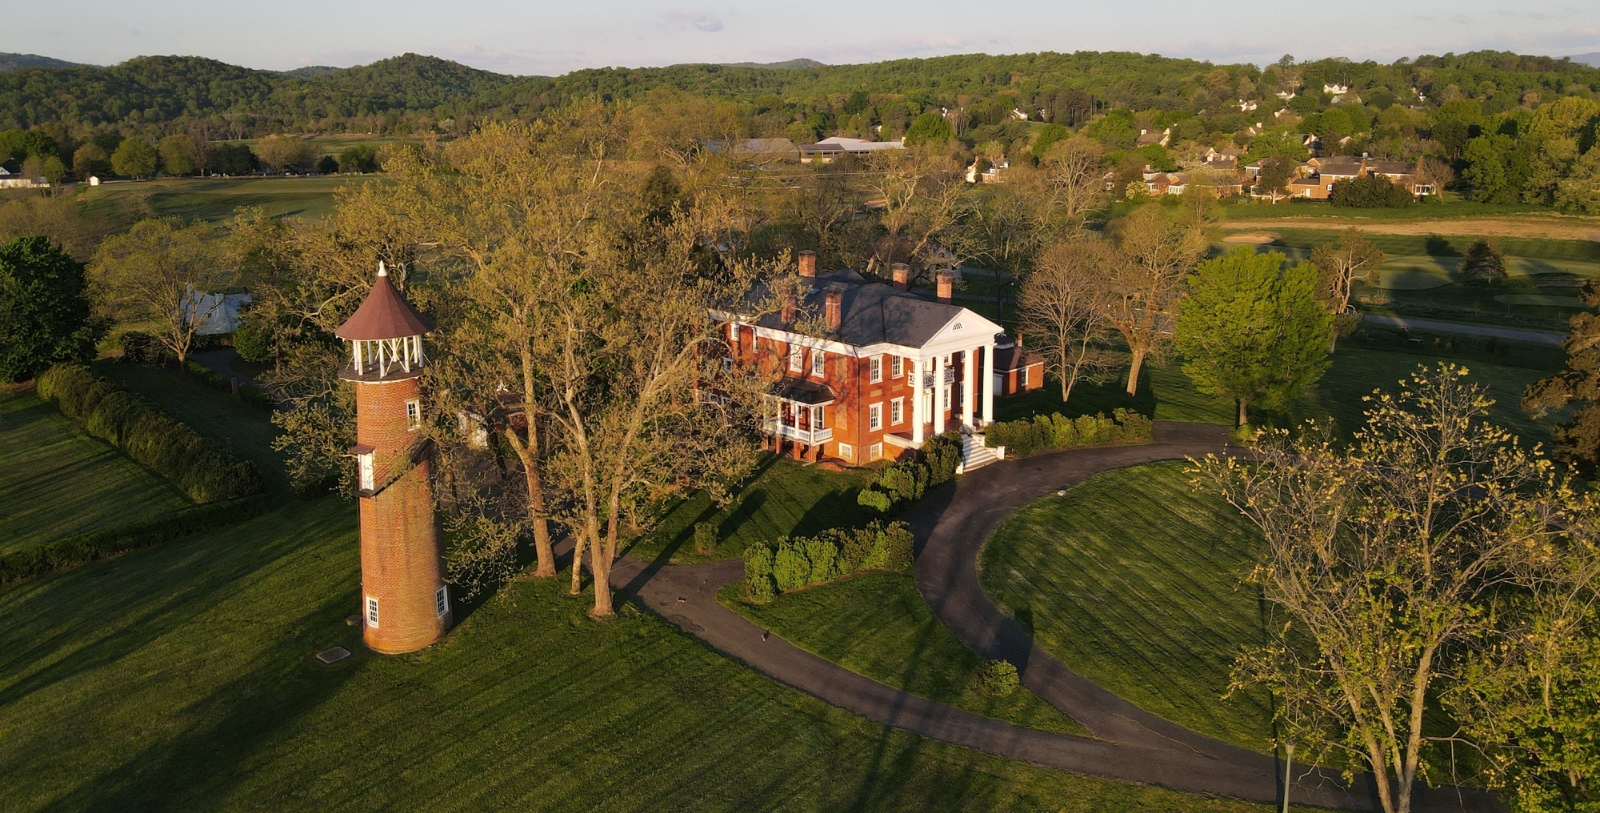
1281,739,1295,813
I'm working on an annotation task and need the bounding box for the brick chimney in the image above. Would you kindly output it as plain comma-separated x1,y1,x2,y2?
935,270,953,304
781,290,796,324
891,263,909,290
798,250,816,278
824,286,843,329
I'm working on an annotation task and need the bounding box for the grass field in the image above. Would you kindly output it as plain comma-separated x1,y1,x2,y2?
980,461,1276,754
626,455,879,563
0,494,1304,813
97,362,290,496
0,388,189,554
76,176,366,224
722,571,1090,737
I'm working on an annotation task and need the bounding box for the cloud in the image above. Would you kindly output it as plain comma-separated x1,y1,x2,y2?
664,10,724,33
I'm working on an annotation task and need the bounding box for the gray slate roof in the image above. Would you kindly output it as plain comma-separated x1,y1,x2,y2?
745,268,968,349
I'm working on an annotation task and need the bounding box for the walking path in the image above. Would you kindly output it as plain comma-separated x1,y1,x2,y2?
605,423,1495,811
1361,314,1565,346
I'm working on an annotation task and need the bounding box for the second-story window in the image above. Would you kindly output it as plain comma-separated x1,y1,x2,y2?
891,356,903,379
869,402,883,431
869,355,882,383
891,397,904,425
405,399,422,431
812,349,825,377
811,405,826,431
789,345,802,372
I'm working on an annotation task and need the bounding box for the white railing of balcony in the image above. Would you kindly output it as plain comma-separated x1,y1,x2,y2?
762,419,833,445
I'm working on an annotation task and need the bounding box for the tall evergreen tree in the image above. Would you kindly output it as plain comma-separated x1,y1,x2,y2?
0,236,100,382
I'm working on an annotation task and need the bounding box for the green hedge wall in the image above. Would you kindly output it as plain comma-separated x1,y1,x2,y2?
36,363,264,502
855,431,964,513
0,494,270,585
982,408,1153,457
743,520,914,603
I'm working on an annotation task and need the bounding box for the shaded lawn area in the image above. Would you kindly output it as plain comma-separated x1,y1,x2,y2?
0,388,189,554
994,360,1234,426
626,454,879,563
980,461,1277,755
77,176,363,225
0,497,1294,813
96,361,290,497
721,571,1090,738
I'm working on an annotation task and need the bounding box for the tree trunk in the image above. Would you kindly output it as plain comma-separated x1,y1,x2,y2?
519,349,556,578
589,546,614,617
1237,397,1249,427
1125,348,1146,397
569,535,586,595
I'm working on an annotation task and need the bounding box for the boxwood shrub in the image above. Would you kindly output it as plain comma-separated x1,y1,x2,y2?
983,408,1153,457
743,520,914,603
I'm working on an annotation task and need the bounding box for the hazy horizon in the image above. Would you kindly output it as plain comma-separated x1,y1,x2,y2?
3,0,1597,77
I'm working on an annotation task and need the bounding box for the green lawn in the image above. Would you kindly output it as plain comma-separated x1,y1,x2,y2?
980,461,1277,754
96,362,290,496
722,571,1090,737
77,176,366,224
0,388,189,554
993,359,1234,426
626,455,879,563
0,496,1294,813
1219,198,1553,221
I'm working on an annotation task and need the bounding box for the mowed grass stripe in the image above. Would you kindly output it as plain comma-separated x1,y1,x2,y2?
981,461,1277,753
0,389,189,553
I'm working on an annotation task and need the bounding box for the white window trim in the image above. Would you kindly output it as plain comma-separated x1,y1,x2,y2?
366,595,380,628
789,345,803,373
729,322,740,342
811,348,825,377
891,356,903,378
811,404,826,430
869,402,883,431
721,356,733,372
891,397,904,426
1020,366,1029,387
869,442,883,462
435,586,449,618
869,355,883,383
358,452,375,492
838,442,854,461
405,399,422,431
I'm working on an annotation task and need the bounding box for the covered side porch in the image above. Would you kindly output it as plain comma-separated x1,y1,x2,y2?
762,379,835,463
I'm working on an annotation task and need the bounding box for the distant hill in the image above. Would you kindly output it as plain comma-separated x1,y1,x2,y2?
280,65,341,77
721,59,825,70
1572,52,1600,68
0,52,83,71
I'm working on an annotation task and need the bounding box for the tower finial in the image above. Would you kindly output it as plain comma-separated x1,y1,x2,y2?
377,261,387,278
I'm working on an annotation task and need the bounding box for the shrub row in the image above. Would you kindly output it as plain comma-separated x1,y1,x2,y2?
856,431,964,513
983,408,1153,457
36,364,264,502
743,520,914,603
0,494,270,586
184,360,276,410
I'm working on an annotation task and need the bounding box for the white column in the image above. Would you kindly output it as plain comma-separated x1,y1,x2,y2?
981,342,996,426
911,358,926,444
961,347,975,429
933,354,946,434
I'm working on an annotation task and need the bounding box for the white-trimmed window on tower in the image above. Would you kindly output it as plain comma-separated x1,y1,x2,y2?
435,586,449,617
869,402,883,431
789,344,803,373
405,399,422,431
869,355,882,383
366,596,380,628
811,348,825,377
357,451,375,492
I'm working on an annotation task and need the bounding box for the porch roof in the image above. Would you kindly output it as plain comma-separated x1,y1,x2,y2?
772,378,836,405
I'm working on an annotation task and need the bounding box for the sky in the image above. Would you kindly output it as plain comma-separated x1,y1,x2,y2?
4,0,1598,76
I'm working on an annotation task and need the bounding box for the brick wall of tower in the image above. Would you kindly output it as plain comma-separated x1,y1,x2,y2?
355,376,451,654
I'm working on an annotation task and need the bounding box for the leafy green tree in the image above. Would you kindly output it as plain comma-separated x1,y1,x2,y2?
1253,155,1298,203
158,134,200,176
1175,246,1331,425
210,142,257,175
110,137,157,179
40,155,67,188
1555,147,1600,214
904,112,953,146
71,143,109,180
337,144,378,173
1330,173,1413,207
1457,238,1507,282
89,218,229,364
1527,280,1600,474
1464,133,1514,202
0,236,101,381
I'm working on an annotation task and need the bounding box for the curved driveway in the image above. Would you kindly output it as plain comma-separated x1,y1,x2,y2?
609,423,1495,811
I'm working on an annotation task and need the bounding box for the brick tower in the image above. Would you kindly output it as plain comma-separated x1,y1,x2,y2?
335,262,452,654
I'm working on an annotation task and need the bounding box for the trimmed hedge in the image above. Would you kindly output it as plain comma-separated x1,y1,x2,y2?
0,493,270,585
856,431,963,513
184,360,277,410
744,520,914,603
36,363,264,502
983,408,1153,457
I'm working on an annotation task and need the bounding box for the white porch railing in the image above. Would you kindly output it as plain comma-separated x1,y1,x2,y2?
763,419,833,445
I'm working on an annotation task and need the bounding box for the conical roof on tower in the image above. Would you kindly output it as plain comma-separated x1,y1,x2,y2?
335,262,437,341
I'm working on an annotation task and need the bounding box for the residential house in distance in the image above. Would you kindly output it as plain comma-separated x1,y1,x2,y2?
799,136,905,163
1253,156,1437,201
709,138,800,164
1136,128,1172,148
716,252,1011,469
0,161,46,189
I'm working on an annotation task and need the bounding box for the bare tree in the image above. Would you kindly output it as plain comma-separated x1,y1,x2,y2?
1194,364,1562,813
860,148,967,282
1101,205,1204,397
1018,237,1117,402
788,162,859,259
1036,135,1107,225
89,218,229,364
1310,228,1386,352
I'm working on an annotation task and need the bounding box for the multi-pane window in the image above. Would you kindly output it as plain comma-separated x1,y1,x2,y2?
811,405,826,430
869,403,882,431
722,357,733,372
405,399,422,430
357,452,375,491
869,443,883,462
789,345,803,372
837,443,854,461
1019,366,1029,387
812,349,825,377
435,586,449,618
729,322,740,342
869,355,882,383
891,398,904,425
891,356,903,378
366,596,380,628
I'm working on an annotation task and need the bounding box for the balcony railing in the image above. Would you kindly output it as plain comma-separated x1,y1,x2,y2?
763,419,833,445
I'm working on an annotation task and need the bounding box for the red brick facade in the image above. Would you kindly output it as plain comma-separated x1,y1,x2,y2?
353,374,451,654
